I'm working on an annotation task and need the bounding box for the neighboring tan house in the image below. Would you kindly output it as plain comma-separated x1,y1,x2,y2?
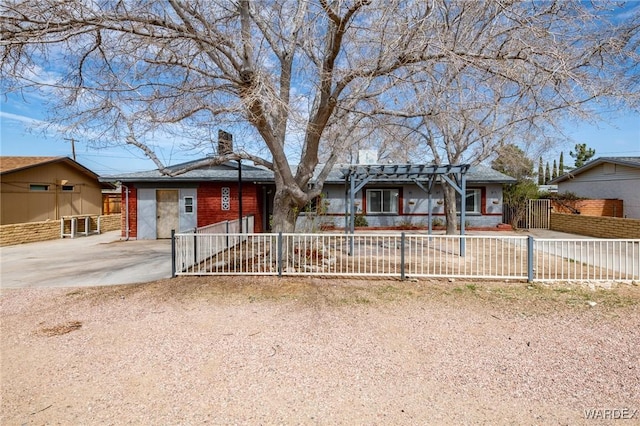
549,157,640,219
101,158,514,239
0,156,107,225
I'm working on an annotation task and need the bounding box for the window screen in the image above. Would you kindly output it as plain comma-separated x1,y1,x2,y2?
366,189,399,214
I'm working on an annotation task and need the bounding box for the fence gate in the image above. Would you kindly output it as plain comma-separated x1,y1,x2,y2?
526,199,550,229
503,199,551,229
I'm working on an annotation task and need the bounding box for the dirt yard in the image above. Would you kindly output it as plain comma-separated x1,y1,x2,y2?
1,277,639,425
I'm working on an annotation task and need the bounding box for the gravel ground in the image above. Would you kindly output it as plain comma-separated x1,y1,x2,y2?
1,277,639,425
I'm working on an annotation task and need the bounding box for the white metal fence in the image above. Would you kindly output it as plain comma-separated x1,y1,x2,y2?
195,215,254,234
533,239,639,282
173,232,639,282
175,216,255,270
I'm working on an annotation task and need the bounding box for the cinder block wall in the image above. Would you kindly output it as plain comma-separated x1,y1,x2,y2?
0,214,122,246
550,213,640,239
98,214,121,232
0,220,60,246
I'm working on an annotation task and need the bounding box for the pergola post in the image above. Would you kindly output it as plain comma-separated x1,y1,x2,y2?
344,179,349,235
350,175,356,234
460,173,467,256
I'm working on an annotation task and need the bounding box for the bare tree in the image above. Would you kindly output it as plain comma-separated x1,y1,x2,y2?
1,0,442,231
2,1,638,232
373,1,639,233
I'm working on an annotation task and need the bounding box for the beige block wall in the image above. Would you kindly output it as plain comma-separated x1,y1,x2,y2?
98,214,121,232
550,213,640,239
0,214,121,246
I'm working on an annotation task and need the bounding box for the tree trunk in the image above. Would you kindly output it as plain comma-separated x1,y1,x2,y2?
270,188,302,233
510,204,527,230
443,184,458,235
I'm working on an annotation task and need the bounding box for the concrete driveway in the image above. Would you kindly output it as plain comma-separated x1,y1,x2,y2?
0,231,172,289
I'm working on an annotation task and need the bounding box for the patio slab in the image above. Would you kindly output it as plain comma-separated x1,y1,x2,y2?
0,231,172,289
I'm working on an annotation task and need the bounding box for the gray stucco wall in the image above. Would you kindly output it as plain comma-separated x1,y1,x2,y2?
297,182,505,230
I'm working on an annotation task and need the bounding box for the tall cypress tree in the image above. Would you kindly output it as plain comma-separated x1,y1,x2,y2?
545,162,551,184
559,152,565,175
538,157,544,185
552,160,558,179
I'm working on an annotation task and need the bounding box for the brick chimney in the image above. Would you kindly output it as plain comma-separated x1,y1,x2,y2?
218,130,233,155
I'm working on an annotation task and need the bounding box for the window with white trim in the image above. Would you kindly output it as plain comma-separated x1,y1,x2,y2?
456,189,481,214
366,189,399,214
184,196,194,213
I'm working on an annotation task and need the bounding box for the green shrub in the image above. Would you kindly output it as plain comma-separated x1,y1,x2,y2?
432,217,444,227
354,214,368,227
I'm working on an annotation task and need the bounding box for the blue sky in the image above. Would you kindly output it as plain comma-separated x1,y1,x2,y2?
0,94,202,176
1,92,638,176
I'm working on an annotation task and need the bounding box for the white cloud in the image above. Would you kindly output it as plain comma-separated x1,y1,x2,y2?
0,111,46,125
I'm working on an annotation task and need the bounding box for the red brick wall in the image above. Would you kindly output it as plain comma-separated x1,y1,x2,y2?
551,199,623,217
121,185,137,238
198,182,263,232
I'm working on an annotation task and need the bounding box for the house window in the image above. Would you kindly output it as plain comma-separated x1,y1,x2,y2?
30,184,49,191
366,189,399,214
184,196,194,214
302,197,319,214
302,194,329,215
61,185,75,192
456,189,481,214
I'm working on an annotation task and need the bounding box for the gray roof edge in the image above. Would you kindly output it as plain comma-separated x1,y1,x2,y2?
549,156,640,184
99,160,516,184
99,176,275,183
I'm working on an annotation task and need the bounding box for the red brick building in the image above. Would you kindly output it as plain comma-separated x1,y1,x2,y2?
102,160,274,239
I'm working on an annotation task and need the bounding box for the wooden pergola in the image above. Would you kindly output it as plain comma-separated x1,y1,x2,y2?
340,164,471,236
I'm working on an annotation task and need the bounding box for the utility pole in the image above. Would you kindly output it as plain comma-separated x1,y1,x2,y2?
63,138,77,161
